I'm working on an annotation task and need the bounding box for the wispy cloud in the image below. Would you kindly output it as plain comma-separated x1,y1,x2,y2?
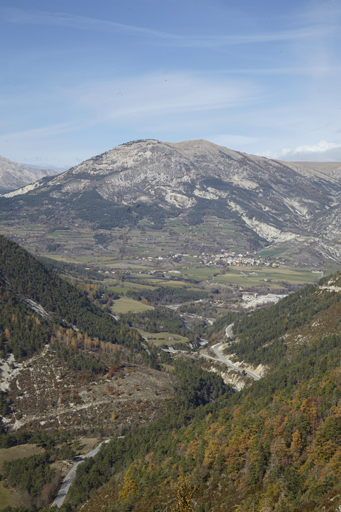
219,66,341,76
260,141,341,162
71,73,261,124
1,8,335,48
0,122,76,141
0,123,81,167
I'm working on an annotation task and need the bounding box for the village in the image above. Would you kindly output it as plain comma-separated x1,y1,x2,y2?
137,249,285,268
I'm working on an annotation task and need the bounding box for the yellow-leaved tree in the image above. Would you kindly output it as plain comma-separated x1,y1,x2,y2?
171,476,197,512
118,467,137,501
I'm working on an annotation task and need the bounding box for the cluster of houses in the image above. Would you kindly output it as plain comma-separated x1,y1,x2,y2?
198,251,284,268
137,250,285,268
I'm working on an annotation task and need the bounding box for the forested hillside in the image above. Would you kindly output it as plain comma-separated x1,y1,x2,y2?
0,235,157,367
49,271,341,512
225,277,341,367
0,235,184,507
52,330,341,512
2,233,341,511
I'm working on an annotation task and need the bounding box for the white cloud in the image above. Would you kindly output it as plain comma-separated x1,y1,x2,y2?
260,141,341,162
294,141,341,154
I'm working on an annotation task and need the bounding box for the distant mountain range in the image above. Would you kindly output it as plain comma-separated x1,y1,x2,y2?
0,155,57,194
1,139,341,264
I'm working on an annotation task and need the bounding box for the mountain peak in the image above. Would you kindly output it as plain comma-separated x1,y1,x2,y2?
1,139,341,264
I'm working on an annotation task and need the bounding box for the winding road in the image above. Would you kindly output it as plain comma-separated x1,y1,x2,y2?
211,342,260,381
201,323,260,381
52,440,110,508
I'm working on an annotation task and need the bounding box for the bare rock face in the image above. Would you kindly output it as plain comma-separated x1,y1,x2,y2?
2,139,341,263
0,156,57,194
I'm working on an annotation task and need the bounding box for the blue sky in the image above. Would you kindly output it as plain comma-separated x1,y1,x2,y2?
0,0,340,169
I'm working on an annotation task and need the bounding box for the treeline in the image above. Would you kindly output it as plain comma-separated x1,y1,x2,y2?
0,186,177,231
36,256,105,282
126,286,208,305
0,428,73,449
226,282,341,366
71,190,173,230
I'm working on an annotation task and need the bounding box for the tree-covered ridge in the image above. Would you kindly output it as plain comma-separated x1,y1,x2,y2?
226,280,341,366
66,332,341,512
320,269,341,288
0,236,158,367
0,235,120,338
0,282,51,359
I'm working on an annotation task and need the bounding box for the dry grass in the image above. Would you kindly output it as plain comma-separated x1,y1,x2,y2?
77,438,101,455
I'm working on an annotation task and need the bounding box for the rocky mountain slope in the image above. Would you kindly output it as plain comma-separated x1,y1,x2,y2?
0,236,170,436
1,139,341,264
0,155,56,194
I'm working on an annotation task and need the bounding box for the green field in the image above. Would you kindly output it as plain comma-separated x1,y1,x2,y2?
0,218,331,295
106,285,131,295
0,481,15,509
260,247,289,257
138,329,189,346
111,297,154,314
106,280,155,293
212,266,320,286
174,267,220,281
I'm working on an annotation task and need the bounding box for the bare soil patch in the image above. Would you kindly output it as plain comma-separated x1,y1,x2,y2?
2,345,176,436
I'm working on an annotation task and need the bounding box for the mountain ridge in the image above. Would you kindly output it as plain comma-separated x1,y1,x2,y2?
0,155,57,194
1,139,341,264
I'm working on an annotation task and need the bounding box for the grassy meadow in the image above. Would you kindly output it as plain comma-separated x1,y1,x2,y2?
137,329,189,346
111,297,154,314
